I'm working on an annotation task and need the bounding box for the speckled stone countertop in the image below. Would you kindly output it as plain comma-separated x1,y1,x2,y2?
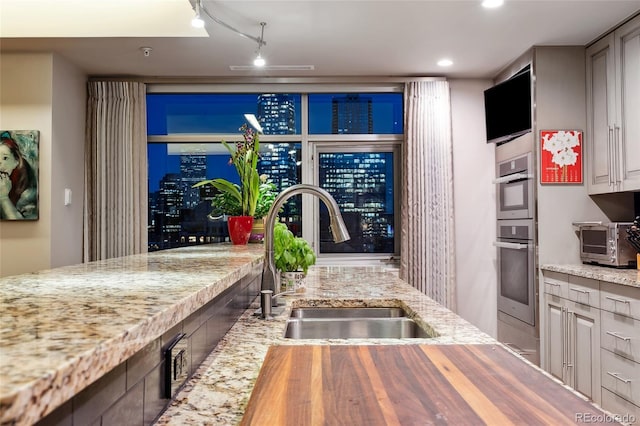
153,266,498,426
541,264,640,288
0,244,265,426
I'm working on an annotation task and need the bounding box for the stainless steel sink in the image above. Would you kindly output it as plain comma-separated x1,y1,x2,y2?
289,307,407,319
283,317,432,339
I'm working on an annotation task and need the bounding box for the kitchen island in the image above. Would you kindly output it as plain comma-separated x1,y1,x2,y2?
0,244,264,425
0,244,617,425
155,265,616,425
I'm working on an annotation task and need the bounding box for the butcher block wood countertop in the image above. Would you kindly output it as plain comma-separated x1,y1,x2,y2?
241,344,617,426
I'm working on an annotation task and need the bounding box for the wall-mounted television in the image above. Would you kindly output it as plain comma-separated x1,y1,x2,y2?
484,66,532,144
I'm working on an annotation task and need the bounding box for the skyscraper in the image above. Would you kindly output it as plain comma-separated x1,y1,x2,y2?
257,94,296,135
180,154,207,208
331,94,373,134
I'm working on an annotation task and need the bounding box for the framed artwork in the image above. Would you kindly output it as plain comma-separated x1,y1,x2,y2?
540,130,583,184
0,130,39,220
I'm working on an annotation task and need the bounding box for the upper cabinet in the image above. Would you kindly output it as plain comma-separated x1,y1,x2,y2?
586,14,640,194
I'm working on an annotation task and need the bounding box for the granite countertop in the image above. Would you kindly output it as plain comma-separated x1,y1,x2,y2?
541,264,640,288
153,266,498,425
0,244,265,426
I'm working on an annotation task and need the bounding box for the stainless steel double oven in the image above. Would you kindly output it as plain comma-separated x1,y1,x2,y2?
494,151,538,364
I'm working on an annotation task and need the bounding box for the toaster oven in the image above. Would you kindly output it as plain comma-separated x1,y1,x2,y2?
574,222,637,268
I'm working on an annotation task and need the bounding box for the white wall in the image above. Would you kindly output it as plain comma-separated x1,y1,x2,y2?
450,79,497,337
0,53,85,277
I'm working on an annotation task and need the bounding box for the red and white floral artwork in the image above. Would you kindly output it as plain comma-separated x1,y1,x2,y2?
540,130,582,184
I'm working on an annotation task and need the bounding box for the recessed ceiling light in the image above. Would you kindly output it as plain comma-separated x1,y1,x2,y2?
437,59,453,67
482,0,504,8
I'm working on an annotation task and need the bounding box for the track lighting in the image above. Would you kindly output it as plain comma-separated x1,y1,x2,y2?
190,0,268,66
253,22,267,67
191,0,205,28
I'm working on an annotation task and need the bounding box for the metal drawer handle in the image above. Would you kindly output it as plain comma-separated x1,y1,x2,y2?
546,282,561,287
493,241,529,250
607,371,631,384
606,331,631,342
605,296,631,304
569,287,590,295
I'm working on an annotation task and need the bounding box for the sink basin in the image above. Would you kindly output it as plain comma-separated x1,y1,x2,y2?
289,307,407,319
283,317,432,339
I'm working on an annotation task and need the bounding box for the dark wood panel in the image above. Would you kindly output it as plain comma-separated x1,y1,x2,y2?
240,344,616,426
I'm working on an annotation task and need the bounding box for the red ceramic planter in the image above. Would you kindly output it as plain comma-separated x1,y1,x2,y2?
227,216,254,245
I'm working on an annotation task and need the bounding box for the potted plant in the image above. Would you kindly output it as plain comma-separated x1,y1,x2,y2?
249,175,279,243
193,123,260,245
273,222,317,292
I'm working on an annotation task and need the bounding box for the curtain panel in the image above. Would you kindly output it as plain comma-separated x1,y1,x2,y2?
84,81,148,261
400,80,456,310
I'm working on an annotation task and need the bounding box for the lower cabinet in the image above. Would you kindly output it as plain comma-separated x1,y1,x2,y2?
545,293,601,403
542,269,640,423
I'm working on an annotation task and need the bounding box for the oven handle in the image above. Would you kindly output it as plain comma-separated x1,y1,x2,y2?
492,173,533,184
571,221,603,227
493,241,529,250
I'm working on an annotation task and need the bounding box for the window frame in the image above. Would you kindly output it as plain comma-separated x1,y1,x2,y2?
147,82,404,265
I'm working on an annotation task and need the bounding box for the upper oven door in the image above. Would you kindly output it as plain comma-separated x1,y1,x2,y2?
495,153,534,220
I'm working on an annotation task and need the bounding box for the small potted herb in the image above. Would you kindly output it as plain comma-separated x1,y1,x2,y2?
273,222,316,292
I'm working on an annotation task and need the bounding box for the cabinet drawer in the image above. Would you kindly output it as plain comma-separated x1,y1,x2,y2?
601,387,640,425
601,282,640,320
543,271,568,298
601,349,640,406
601,311,640,362
567,276,600,308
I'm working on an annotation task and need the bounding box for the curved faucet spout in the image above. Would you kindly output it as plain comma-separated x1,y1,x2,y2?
261,184,350,298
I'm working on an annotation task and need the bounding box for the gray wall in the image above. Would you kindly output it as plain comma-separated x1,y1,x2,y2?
450,79,497,338
0,53,86,277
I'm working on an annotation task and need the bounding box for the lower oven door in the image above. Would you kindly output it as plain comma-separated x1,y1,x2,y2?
495,238,535,326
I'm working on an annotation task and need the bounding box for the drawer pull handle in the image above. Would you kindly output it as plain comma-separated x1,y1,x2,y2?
569,287,589,294
605,296,630,304
606,331,631,342
607,371,631,384
547,282,561,287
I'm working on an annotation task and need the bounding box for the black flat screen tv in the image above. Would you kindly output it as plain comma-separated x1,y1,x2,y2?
484,66,532,144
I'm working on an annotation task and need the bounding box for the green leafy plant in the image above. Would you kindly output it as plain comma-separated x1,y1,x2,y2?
273,222,316,274
254,175,278,219
192,123,260,217
208,189,241,218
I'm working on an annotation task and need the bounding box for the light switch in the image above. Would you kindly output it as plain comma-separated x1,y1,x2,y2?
64,188,72,206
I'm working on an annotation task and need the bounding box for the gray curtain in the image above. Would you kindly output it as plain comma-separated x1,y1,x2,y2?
400,80,456,310
84,81,148,261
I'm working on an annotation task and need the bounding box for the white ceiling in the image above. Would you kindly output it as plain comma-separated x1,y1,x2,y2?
1,0,639,79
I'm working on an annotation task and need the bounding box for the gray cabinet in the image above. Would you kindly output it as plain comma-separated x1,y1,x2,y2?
599,281,640,419
543,272,601,404
586,14,640,194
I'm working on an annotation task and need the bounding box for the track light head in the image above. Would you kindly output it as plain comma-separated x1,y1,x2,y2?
253,54,266,67
191,0,205,28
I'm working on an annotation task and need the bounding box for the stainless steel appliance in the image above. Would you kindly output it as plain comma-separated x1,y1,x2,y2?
574,221,637,268
495,219,535,326
495,152,534,220
495,145,539,366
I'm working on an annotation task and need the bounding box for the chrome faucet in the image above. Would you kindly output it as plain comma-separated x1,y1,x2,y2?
261,184,350,307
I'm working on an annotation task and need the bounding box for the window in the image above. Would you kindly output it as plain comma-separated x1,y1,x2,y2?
316,150,397,254
147,88,403,260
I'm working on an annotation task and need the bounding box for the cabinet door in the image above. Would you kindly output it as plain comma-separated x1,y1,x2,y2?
586,33,617,194
614,15,640,191
546,298,565,381
571,310,600,402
